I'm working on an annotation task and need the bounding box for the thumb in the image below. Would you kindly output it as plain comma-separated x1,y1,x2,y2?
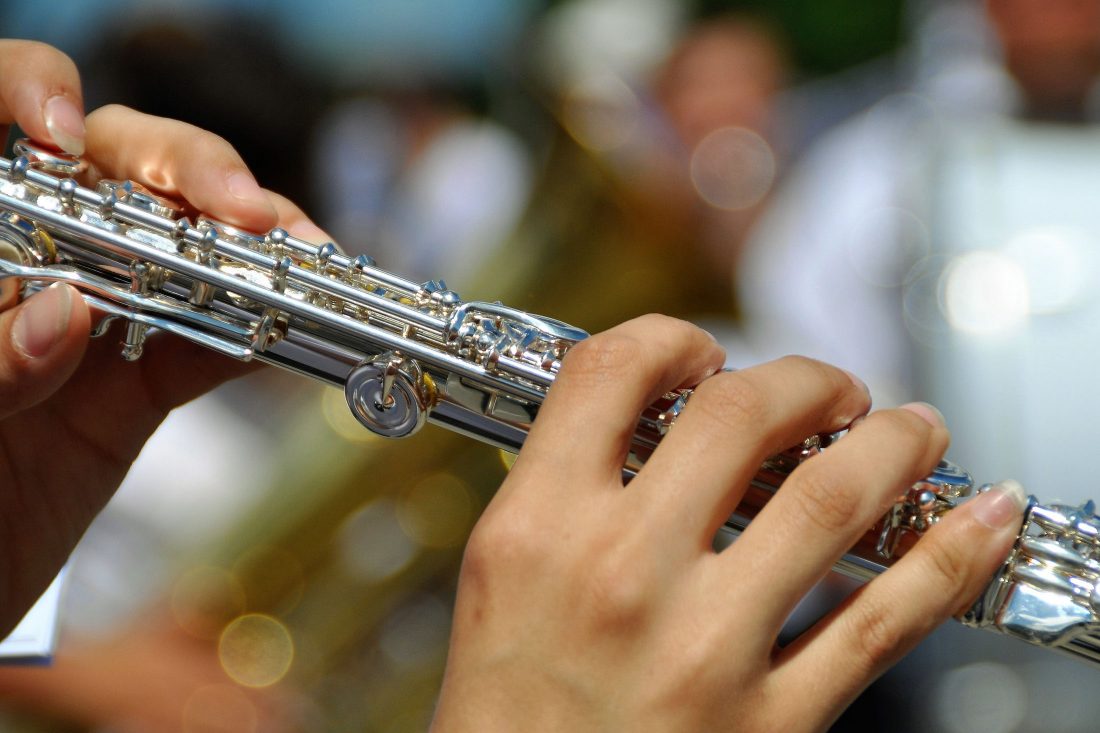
0,283,90,419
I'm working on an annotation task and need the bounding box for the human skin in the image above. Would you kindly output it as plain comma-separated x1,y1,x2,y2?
0,40,328,636
0,39,1026,733
433,318,1025,732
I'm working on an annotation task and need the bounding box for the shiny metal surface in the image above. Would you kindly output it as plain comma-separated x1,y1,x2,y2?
0,139,1094,663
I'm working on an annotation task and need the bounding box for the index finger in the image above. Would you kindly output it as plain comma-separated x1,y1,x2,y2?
0,40,85,154
521,314,725,486
84,104,277,231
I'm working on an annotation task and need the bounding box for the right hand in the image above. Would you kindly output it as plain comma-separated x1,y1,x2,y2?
434,315,1026,732
0,40,328,636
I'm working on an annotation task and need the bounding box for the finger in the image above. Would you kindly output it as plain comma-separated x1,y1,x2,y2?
0,40,85,154
720,403,949,635
636,356,870,545
520,314,725,486
0,283,90,420
773,480,1027,723
84,104,277,231
264,189,334,244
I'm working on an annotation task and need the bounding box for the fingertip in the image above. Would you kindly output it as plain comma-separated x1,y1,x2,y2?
223,170,278,229
287,220,333,245
969,479,1028,531
900,402,945,429
12,283,72,359
43,95,85,155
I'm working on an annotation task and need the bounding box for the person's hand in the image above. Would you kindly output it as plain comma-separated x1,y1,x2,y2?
0,40,327,636
433,315,1026,732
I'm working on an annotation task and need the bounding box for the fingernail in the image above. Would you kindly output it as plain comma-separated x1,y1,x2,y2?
43,96,85,155
901,401,945,428
842,368,870,396
971,479,1027,529
226,170,269,207
12,283,72,358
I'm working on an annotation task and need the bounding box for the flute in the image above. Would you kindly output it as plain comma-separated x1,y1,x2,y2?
1,138,1096,664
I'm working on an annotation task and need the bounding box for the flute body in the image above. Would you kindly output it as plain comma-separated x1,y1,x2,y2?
1,140,1098,664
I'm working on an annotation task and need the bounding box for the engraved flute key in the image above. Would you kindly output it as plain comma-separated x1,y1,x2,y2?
1,138,1097,664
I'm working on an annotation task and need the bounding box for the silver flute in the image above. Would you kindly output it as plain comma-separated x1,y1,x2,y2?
0,139,1096,664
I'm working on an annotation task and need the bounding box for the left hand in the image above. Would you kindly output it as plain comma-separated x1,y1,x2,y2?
0,40,328,636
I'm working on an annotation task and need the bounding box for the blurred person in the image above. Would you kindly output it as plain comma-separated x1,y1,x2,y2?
986,0,1100,120
542,12,790,325
647,14,789,283
736,0,1100,729
0,36,1028,733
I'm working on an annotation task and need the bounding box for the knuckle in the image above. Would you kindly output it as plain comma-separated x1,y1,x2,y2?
186,127,236,162
846,595,905,674
562,333,644,385
634,312,686,332
8,40,78,77
775,353,829,378
872,409,930,451
867,409,943,477
86,102,131,124
789,464,861,533
465,507,537,571
692,372,770,430
581,553,652,633
920,532,969,593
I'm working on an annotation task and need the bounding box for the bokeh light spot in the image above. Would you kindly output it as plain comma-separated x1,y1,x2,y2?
689,126,775,210
942,251,1029,334
561,73,642,152
932,662,1027,733
379,594,451,670
1005,226,1095,314
397,473,476,549
218,614,295,688
338,498,418,582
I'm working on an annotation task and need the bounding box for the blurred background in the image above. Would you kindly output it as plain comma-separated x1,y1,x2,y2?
3,0,1100,730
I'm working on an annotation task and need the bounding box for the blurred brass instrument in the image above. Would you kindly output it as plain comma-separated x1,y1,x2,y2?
1,139,1099,666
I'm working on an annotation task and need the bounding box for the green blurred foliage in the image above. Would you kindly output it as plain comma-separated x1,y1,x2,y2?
697,0,906,75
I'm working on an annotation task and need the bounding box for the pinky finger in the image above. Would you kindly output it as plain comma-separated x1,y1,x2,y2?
770,481,1028,726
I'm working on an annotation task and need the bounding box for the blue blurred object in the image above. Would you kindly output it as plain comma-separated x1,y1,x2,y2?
2,0,540,83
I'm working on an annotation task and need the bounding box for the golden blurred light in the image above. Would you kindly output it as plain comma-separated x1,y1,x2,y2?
1005,226,1095,315
337,498,418,582
397,473,476,549
689,126,775,210
932,662,1027,733
561,72,642,152
321,386,384,444
218,613,295,688
182,683,259,733
942,251,1029,334
172,566,247,640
